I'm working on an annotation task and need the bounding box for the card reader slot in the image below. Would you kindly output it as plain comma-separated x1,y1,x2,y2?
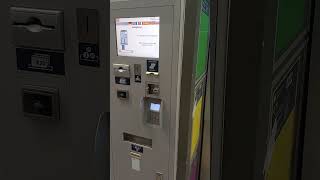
123,133,152,148
13,17,56,33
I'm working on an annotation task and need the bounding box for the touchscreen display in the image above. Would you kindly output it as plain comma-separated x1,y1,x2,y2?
116,17,160,58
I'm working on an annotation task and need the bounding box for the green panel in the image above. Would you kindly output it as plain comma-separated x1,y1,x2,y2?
188,1,210,179
276,0,305,55
195,0,210,81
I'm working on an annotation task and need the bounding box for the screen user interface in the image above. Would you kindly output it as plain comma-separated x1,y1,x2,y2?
116,17,160,58
150,103,161,112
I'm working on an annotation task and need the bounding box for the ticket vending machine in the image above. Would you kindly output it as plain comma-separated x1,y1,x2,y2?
110,0,210,179
0,1,109,179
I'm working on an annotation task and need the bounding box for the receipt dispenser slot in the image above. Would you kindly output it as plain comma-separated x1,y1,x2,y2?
11,7,64,50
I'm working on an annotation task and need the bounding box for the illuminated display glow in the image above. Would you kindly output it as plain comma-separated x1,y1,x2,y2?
150,103,161,112
116,17,160,58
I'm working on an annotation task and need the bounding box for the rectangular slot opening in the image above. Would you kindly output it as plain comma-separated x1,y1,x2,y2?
123,133,152,148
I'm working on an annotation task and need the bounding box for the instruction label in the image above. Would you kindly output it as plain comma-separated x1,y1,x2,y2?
16,48,65,75
79,43,100,67
131,144,144,153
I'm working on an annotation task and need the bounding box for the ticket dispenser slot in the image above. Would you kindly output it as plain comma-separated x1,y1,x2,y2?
10,7,64,50
123,133,152,148
143,97,163,128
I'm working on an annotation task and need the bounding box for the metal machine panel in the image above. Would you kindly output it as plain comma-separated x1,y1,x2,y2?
0,1,109,180
109,0,211,179
110,5,174,180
